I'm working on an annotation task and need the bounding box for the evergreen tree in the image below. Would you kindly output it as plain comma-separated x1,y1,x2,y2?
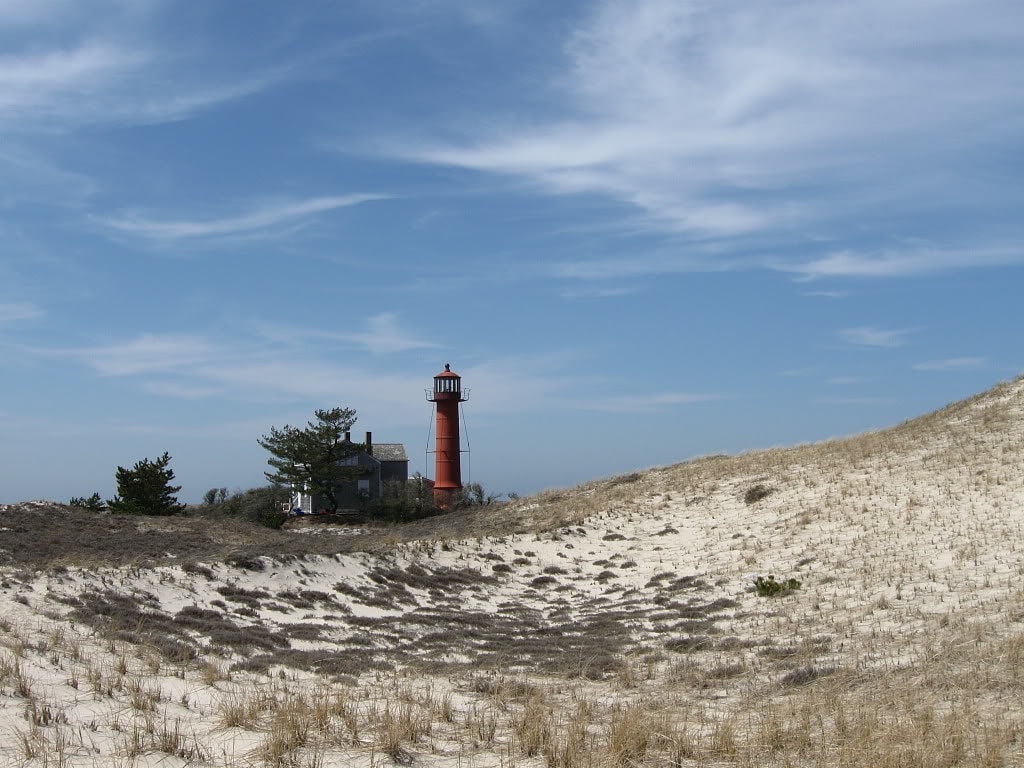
69,492,106,511
107,452,186,516
258,407,363,514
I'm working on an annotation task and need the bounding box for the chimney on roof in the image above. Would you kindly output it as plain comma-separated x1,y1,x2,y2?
345,431,351,442
365,431,372,455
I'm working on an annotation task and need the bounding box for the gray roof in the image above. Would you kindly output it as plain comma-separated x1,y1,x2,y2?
371,443,408,462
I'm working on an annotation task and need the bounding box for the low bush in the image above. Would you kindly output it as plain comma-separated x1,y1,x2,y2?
194,486,290,528
754,574,801,597
68,493,105,511
744,484,775,504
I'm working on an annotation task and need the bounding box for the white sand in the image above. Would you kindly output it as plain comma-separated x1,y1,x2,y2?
1,376,1021,766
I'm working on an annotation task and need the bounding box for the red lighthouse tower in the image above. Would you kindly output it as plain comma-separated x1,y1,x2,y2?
427,363,468,508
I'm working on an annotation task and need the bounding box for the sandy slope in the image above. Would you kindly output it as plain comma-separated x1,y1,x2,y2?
1,376,1022,767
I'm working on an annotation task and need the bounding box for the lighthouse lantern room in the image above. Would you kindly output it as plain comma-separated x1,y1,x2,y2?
426,363,469,509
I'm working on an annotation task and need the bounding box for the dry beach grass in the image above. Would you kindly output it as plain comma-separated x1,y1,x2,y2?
1,375,1022,766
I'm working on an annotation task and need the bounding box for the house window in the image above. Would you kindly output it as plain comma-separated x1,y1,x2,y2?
357,479,370,493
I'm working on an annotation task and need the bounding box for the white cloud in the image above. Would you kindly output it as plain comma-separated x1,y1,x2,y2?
338,313,441,355
36,327,718,424
801,290,849,299
142,380,226,400
97,195,389,241
560,285,638,299
0,301,43,324
385,0,1024,270
0,4,296,132
839,326,914,348
814,396,889,406
914,357,985,372
0,42,142,119
787,246,1024,280
0,0,135,28
550,250,729,281
573,392,719,414
68,334,216,376
0,145,97,205
254,313,440,356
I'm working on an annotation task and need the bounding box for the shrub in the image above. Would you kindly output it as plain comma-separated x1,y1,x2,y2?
69,492,105,511
195,486,290,528
450,482,505,509
780,665,837,687
753,575,801,597
744,484,775,504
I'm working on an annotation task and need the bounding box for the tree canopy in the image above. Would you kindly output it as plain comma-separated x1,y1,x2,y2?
258,407,364,514
107,452,186,516
69,492,105,511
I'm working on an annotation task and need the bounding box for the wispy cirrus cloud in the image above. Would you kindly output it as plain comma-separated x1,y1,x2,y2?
64,334,216,376
814,396,889,406
913,357,985,372
0,40,280,131
0,42,142,121
40,331,427,417
560,284,638,299
0,301,43,324
385,0,1024,276
785,246,1024,280
573,391,719,414
839,326,915,348
142,380,227,400
549,250,730,281
97,195,389,241
337,313,441,355
0,1,296,132
36,332,593,425
801,290,849,299
33,326,716,427
255,313,439,356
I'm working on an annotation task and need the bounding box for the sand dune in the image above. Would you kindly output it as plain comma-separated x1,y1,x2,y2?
1,376,1022,766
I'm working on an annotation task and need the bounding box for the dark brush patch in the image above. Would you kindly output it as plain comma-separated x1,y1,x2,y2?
715,636,767,650
224,554,266,571
174,606,290,653
275,590,315,609
182,562,215,580
284,623,329,642
216,585,271,607
231,648,391,678
67,589,196,660
780,665,838,687
664,635,712,653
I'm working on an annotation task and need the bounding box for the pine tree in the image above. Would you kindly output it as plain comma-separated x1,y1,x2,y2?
107,452,186,516
258,407,363,514
69,492,106,511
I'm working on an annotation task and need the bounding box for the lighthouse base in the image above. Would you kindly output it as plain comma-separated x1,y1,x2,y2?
433,485,460,510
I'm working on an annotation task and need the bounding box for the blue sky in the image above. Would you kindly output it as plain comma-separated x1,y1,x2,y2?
2,0,1022,504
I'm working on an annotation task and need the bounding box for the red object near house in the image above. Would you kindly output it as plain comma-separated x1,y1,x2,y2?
426,364,468,509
